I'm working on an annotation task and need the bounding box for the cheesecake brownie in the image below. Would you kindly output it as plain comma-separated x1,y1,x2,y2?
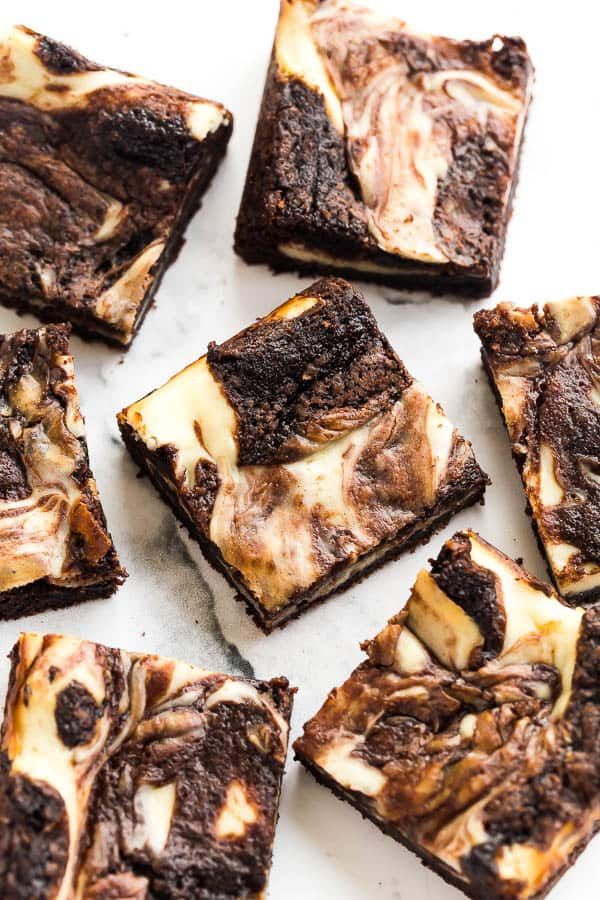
0,633,293,899
0,323,124,618
295,531,600,900
118,276,488,630
475,297,600,603
234,0,532,297
0,26,232,346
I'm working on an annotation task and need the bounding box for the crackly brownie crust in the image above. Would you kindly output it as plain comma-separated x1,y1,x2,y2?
118,276,488,631
0,633,293,899
295,531,600,900
0,26,232,347
235,0,532,297
0,323,125,615
474,297,600,603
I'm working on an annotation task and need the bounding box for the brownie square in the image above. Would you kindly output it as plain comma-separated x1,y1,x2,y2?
0,25,232,347
0,323,125,617
295,530,600,900
118,276,488,631
0,632,293,898
475,297,600,604
234,0,533,298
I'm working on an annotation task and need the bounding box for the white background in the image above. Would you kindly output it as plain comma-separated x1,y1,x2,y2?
1,1,600,897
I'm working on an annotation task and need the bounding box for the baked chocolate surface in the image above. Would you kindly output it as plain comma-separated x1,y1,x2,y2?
475,296,600,603
0,26,232,347
0,323,124,616
118,276,488,631
0,632,293,899
234,0,532,297
295,531,600,900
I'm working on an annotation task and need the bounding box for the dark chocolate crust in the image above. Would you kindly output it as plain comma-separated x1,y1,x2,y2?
0,27,233,347
0,323,125,616
234,22,532,298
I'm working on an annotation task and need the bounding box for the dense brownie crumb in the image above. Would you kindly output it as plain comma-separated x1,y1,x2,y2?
208,278,412,465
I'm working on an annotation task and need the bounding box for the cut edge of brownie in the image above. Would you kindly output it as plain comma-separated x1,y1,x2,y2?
118,414,488,633
0,576,125,621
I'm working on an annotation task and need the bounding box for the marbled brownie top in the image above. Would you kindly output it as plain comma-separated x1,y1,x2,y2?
296,531,600,899
119,278,487,612
0,632,292,899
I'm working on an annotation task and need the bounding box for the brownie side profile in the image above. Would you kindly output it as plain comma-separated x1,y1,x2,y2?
0,323,125,617
294,531,600,900
118,277,488,631
0,632,293,898
0,25,233,347
474,296,600,603
234,0,533,297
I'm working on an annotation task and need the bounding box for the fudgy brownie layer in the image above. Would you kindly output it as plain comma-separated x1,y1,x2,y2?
0,27,233,346
0,123,231,348
0,577,122,621
207,278,413,465
235,1,532,297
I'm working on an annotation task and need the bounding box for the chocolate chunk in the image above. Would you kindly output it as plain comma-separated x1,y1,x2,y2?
55,682,102,747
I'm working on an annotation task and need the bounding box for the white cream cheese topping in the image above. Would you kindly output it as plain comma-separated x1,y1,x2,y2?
0,25,228,140
275,0,527,265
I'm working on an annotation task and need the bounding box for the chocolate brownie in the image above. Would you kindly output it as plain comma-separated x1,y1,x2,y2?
234,0,533,298
118,276,488,631
295,531,600,900
0,323,124,617
475,296,600,604
0,632,293,899
0,25,232,346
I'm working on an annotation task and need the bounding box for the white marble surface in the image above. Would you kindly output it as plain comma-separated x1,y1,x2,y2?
1,1,600,897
